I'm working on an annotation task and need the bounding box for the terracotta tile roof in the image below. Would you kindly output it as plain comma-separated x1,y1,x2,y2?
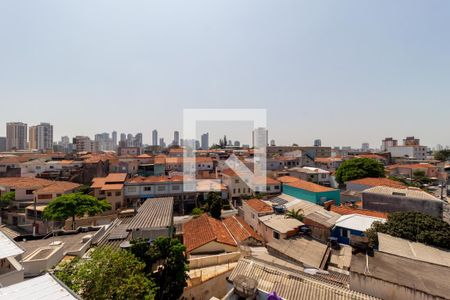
315,157,343,163
183,214,237,252
169,148,184,153
137,154,152,159
0,177,55,189
0,156,29,164
126,175,184,184
285,179,337,193
330,205,387,219
245,199,273,213
277,176,301,184
154,155,166,164
346,177,406,189
165,157,213,164
101,183,124,191
223,216,262,243
35,181,81,194
105,173,127,182
387,163,437,169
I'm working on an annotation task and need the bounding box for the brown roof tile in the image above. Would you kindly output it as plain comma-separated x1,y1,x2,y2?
183,214,236,252
245,199,273,213
285,179,337,193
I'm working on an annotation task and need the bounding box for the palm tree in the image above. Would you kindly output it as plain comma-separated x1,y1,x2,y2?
285,208,304,222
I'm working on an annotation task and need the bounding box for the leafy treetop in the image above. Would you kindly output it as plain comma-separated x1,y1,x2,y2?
335,158,385,184
56,247,155,300
366,211,450,249
43,193,111,229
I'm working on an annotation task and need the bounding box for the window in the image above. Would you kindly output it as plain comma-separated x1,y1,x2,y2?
274,185,280,190
172,185,180,191
107,192,112,197
26,190,34,195
128,186,137,192
238,188,241,193
252,213,255,219
144,187,152,191
321,174,327,178
157,185,166,191
273,231,280,240
100,190,105,195
341,228,350,238
235,179,239,184
115,191,121,196
233,189,236,194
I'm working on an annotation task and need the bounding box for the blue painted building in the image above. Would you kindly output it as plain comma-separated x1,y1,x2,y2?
331,214,385,245
283,180,340,205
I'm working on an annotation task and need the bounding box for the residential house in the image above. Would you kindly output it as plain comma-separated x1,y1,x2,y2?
91,173,127,211
241,199,274,231
257,214,303,244
332,214,385,246
283,179,341,205
287,167,331,185
386,163,439,178
183,214,238,256
362,186,443,218
345,177,406,192
222,216,263,246
274,194,341,242
221,169,281,200
0,231,24,287
314,156,344,171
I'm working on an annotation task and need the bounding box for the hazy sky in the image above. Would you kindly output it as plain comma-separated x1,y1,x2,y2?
1,1,449,148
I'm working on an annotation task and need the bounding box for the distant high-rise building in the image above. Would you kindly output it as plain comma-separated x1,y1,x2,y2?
361,142,370,152
403,136,420,146
173,131,180,146
29,126,37,150
0,137,6,152
112,131,117,146
195,140,201,150
29,123,53,151
252,127,268,148
159,137,166,148
201,133,209,150
73,136,98,153
234,140,241,147
270,139,276,146
314,139,322,147
6,122,27,151
152,130,158,146
135,133,143,147
381,137,398,151
120,133,126,142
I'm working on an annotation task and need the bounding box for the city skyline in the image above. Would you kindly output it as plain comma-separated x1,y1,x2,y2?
1,1,449,148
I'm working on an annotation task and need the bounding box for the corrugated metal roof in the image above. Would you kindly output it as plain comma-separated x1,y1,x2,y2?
127,197,174,230
0,273,78,300
0,231,24,259
230,258,380,300
334,214,385,232
378,233,450,267
363,186,440,201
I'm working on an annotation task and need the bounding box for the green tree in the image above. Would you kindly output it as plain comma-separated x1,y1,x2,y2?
208,192,223,219
335,158,385,184
366,211,450,249
130,237,189,300
434,149,450,162
0,191,14,208
191,207,204,216
285,208,304,222
55,247,155,300
43,193,111,230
